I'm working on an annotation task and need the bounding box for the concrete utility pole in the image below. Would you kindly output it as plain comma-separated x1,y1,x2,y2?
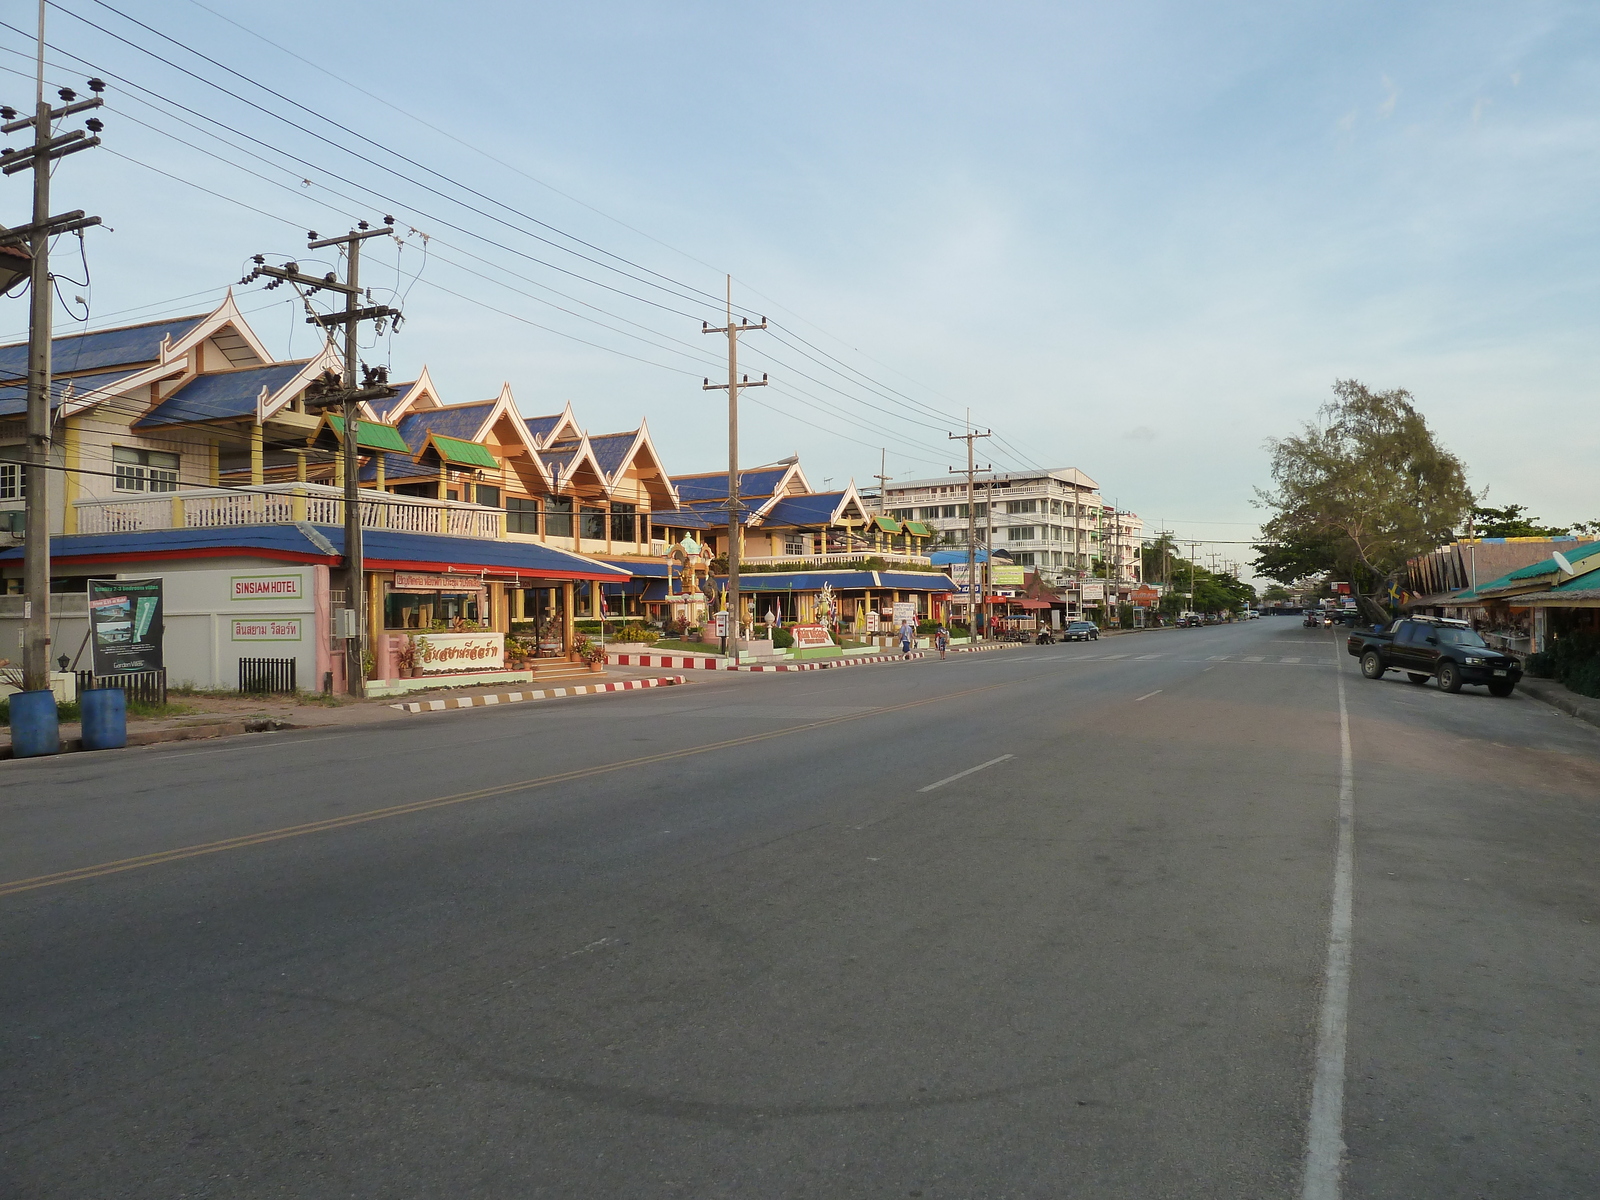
701,277,766,661
242,219,401,696
948,425,991,637
873,449,891,523
1,15,105,694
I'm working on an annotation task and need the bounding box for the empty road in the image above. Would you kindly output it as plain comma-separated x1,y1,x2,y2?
3,619,1596,1198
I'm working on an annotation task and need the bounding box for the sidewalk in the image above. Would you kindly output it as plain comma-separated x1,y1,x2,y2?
1518,677,1600,732
0,664,689,759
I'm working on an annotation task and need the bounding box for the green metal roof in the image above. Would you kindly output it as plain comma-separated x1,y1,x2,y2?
872,515,902,534
323,413,411,453
904,520,933,537
430,433,499,468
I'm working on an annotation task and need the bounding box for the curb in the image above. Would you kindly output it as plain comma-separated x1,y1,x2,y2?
390,674,687,713
1518,677,1600,731
607,641,1019,672
1,717,299,761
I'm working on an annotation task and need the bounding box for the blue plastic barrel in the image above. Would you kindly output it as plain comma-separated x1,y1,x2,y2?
9,689,60,758
80,687,127,751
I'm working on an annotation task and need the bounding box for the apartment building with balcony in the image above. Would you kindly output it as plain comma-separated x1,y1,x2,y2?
880,468,1143,592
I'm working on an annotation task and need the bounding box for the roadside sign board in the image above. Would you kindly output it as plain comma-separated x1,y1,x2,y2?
791,624,833,648
713,610,730,638
866,612,880,633
992,566,1025,586
89,577,164,676
892,601,916,626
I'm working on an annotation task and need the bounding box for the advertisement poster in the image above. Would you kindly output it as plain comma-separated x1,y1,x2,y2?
992,565,1026,586
1080,581,1105,602
89,577,164,676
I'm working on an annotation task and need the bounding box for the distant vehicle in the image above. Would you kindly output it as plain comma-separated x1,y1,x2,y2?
1346,617,1522,696
1245,610,1260,620
1303,609,1322,628
1063,620,1099,642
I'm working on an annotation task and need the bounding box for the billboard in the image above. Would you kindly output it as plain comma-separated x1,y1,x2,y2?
89,577,164,676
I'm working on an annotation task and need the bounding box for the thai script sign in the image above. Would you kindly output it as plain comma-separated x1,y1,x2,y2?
992,565,1026,586
892,601,916,627
414,631,505,673
791,624,833,648
393,572,486,594
1080,582,1105,602
865,611,880,633
231,618,303,641
230,573,303,601
89,577,164,676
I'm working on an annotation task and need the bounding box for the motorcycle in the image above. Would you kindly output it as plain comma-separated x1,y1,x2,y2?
1035,629,1056,645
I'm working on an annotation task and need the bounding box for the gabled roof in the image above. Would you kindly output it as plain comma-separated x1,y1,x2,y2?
583,419,679,507
757,486,868,530
538,434,609,494
133,359,316,428
524,401,578,449
672,464,795,504
397,401,495,446
0,313,206,380
314,413,411,453
371,365,444,422
0,367,140,418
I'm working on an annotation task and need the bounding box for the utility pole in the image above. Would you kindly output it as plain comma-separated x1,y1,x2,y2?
1,13,105,696
242,218,400,697
873,449,892,522
948,425,991,638
702,277,765,661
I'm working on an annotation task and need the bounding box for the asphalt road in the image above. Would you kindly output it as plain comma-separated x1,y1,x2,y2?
2,620,1596,1198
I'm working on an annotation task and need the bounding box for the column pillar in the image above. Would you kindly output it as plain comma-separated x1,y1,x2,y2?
62,420,80,535
250,422,264,485
561,581,576,656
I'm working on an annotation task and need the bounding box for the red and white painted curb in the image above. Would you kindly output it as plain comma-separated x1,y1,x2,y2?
607,641,1020,673
390,674,687,713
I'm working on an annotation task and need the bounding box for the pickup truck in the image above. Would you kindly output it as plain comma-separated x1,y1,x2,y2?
1346,617,1522,696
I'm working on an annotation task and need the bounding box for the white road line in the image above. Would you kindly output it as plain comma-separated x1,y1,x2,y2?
1244,655,1266,662
1132,690,1162,702
1283,657,1302,664
1208,655,1229,661
1135,654,1164,660
1302,663,1356,1199
917,754,1014,793
1101,653,1129,660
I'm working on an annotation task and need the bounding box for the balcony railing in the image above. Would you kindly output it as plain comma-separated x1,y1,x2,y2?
74,482,504,540
739,551,934,569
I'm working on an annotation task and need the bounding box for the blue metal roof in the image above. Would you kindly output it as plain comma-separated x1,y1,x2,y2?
600,558,669,576
1,522,630,579
760,492,846,527
589,431,636,478
524,413,564,442
358,449,435,483
134,361,311,427
0,314,205,379
930,548,1001,564
366,385,414,421
0,367,136,417
729,570,954,592
397,403,494,450
650,507,720,530
671,466,789,503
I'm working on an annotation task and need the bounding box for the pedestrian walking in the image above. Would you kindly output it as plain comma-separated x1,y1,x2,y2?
900,621,914,659
935,624,949,660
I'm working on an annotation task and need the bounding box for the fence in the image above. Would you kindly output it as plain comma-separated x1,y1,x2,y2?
239,657,297,695
74,669,168,705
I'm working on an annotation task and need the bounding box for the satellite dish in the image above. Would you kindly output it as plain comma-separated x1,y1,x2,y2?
1552,551,1574,576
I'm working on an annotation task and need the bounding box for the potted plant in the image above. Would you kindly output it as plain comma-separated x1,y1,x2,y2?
411,635,432,677
395,636,417,678
570,632,590,663
580,638,606,672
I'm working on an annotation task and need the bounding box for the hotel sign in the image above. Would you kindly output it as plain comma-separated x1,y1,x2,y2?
393,572,487,594
414,631,505,673
231,573,303,601
232,618,303,641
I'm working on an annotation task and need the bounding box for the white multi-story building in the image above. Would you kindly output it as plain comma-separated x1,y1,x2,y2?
880,468,1143,590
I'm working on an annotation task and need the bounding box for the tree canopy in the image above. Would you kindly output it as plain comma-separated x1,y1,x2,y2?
1466,504,1569,538
1253,380,1473,591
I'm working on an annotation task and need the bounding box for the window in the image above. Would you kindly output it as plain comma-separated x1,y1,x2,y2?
545,496,573,538
1008,526,1036,541
1006,499,1037,515
918,507,941,520
942,505,958,519
113,446,179,492
475,484,500,508
580,505,606,540
506,496,540,535
610,502,636,543
1015,552,1035,566
0,459,23,500
784,534,806,555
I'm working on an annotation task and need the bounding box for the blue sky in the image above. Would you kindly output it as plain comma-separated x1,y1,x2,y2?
4,1,1597,570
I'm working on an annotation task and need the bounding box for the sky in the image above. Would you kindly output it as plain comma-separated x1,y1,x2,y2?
3,0,1597,577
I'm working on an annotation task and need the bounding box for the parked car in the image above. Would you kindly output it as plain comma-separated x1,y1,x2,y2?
1346,617,1522,696
1063,620,1099,642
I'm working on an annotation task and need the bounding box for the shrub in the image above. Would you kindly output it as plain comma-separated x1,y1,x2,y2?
770,626,795,649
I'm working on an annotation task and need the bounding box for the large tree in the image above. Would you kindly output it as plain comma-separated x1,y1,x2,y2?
1465,504,1568,538
1253,380,1473,591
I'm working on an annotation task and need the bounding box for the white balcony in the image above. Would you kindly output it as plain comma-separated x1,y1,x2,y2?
74,482,504,540
739,551,934,569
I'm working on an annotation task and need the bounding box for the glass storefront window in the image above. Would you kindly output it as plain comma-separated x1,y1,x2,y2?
580,506,606,540
610,502,636,542
385,590,484,629
546,497,573,538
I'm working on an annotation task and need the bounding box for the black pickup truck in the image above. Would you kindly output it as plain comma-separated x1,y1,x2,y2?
1345,616,1522,696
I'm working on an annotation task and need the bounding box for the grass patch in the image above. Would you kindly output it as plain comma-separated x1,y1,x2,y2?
652,638,724,655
